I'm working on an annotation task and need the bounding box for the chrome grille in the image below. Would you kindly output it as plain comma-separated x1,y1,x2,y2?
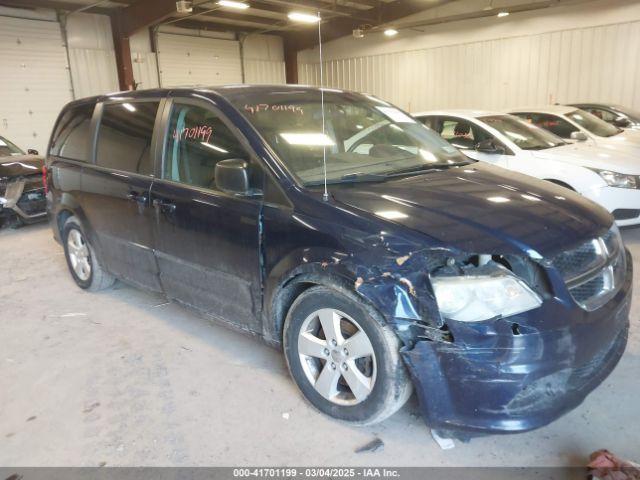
552,227,626,311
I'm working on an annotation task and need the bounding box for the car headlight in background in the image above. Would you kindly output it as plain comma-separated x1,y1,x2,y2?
589,168,638,189
431,271,542,322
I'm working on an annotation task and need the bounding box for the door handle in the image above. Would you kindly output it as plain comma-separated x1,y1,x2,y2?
127,191,149,204
152,198,177,213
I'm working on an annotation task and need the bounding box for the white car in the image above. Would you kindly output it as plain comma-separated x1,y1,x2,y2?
508,105,640,155
414,110,640,227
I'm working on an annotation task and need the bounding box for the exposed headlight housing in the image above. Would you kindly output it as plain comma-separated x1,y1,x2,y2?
590,168,638,189
431,269,542,322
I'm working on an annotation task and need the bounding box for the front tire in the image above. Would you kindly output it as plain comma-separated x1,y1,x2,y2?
62,216,115,291
283,285,411,425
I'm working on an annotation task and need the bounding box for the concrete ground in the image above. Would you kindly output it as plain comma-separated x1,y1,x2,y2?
0,222,638,467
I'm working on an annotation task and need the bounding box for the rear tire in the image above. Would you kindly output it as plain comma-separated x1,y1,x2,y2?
283,285,412,425
62,216,115,291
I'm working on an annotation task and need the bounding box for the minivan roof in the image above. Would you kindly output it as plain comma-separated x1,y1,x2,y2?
70,84,364,105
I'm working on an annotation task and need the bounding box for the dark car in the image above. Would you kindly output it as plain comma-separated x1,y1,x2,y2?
46,86,632,436
569,103,640,130
0,135,46,226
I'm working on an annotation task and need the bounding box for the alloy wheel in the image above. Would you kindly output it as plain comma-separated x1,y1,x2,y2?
298,308,377,406
67,229,91,281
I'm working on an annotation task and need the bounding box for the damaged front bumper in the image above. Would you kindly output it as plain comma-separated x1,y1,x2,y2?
400,251,632,434
0,177,47,223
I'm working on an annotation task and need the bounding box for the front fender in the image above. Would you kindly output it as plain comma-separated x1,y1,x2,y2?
264,243,450,348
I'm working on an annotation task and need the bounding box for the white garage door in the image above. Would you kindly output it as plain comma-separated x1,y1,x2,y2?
0,15,73,154
157,33,242,87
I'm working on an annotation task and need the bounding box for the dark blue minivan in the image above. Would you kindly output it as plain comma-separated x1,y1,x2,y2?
46,85,632,435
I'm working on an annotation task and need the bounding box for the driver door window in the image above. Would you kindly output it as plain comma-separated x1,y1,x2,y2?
435,118,492,151
440,119,477,150
164,103,248,190
515,113,578,138
586,108,617,123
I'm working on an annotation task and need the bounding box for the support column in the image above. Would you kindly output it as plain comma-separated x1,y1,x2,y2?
283,36,298,85
110,11,135,91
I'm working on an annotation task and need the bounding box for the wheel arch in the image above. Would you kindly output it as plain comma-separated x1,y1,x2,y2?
266,259,390,348
54,196,103,261
543,178,576,191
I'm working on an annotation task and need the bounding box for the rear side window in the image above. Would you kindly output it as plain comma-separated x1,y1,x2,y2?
96,101,159,175
49,103,95,161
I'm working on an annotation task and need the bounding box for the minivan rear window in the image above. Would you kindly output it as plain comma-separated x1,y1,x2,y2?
49,102,95,161
96,101,159,175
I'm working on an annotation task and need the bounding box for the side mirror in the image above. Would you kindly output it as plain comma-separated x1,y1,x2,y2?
475,138,505,155
570,131,588,142
27,149,39,155
613,116,630,128
215,158,250,195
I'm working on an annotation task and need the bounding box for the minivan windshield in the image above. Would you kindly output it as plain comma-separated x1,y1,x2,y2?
566,109,621,137
480,115,566,150
230,90,470,185
0,135,25,159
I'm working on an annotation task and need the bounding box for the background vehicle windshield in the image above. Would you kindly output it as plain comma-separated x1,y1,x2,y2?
0,135,25,159
612,106,640,122
480,115,566,150
231,90,469,185
567,109,621,137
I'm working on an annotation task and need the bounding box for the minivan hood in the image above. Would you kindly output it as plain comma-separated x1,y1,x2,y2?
330,163,611,257
531,142,640,174
0,155,44,178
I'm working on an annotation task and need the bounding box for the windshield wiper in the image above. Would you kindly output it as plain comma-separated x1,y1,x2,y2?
305,172,387,186
386,162,472,177
340,172,387,182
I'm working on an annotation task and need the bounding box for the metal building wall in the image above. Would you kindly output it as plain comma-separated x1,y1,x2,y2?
243,34,286,84
157,33,243,87
66,13,119,98
243,59,285,84
299,20,640,113
129,30,159,90
0,12,72,154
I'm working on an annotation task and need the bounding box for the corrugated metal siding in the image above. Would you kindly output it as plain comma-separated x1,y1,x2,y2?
299,20,640,112
243,59,285,84
157,33,242,87
131,52,159,90
0,16,72,153
69,48,118,97
66,12,119,98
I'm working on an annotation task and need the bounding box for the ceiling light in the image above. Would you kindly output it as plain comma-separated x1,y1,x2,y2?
288,11,320,23
487,196,510,203
175,0,193,13
218,0,249,9
376,210,408,220
122,103,136,112
384,28,398,37
280,132,334,146
201,142,228,153
497,11,509,17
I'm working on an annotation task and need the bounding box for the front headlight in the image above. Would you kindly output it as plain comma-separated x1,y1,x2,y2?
590,168,637,189
431,271,542,322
